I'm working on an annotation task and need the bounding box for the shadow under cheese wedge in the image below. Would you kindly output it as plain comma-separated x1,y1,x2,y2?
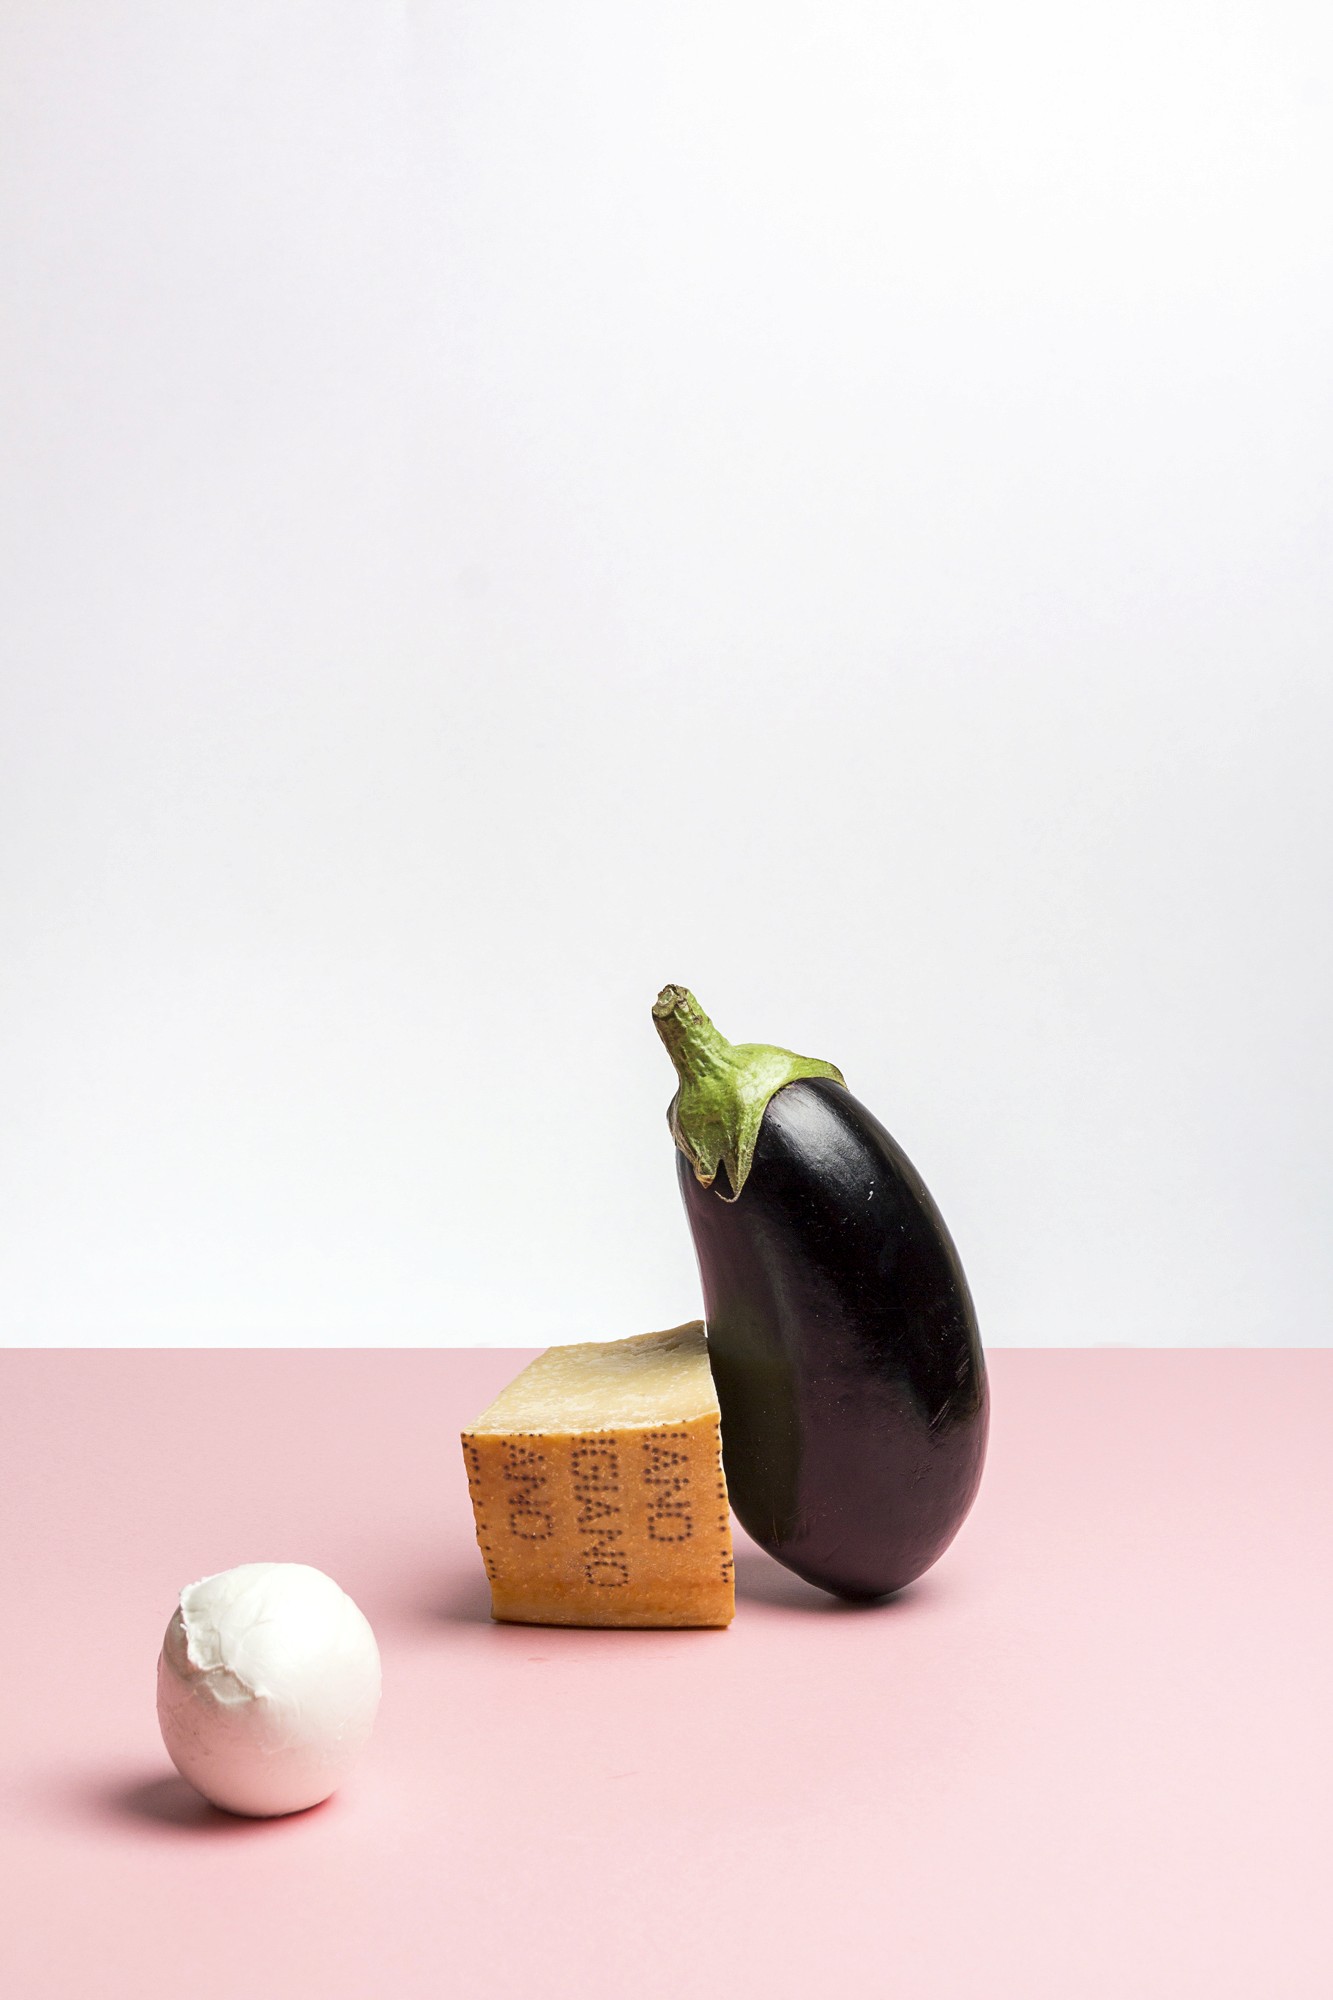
655,987,988,1602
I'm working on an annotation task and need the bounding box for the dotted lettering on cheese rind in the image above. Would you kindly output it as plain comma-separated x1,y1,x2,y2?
641,1430,695,1544
461,1437,500,1582
501,1439,555,1541
706,1421,734,1585
571,1437,630,1587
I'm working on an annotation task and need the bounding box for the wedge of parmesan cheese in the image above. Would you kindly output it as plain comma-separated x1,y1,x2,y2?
461,1322,734,1628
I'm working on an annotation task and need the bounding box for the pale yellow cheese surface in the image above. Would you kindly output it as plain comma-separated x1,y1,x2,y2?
461,1323,734,1629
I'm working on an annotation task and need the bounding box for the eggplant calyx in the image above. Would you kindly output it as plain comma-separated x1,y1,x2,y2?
652,985,845,1200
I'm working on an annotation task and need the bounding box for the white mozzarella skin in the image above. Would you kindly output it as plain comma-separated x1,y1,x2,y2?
156,1562,381,1817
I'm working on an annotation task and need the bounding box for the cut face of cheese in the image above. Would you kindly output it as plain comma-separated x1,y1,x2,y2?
461,1323,734,1628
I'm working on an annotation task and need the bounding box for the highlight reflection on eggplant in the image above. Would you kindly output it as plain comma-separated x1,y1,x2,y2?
654,986,987,1601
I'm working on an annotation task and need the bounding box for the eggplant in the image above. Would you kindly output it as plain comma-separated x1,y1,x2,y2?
654,986,987,1601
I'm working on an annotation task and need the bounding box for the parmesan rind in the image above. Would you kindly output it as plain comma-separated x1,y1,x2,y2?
461,1323,734,1628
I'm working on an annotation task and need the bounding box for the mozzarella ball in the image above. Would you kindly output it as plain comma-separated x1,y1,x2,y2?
156,1562,381,1817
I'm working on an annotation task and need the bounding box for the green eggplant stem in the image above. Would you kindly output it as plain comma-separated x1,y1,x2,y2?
652,985,845,1200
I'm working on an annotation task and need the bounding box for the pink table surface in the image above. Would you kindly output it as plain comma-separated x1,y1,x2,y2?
3,1348,1332,2000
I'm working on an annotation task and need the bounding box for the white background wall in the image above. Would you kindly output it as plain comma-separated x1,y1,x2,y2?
2,2,1330,1346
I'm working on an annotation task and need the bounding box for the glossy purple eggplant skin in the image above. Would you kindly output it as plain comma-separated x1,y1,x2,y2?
678,1076,987,1600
